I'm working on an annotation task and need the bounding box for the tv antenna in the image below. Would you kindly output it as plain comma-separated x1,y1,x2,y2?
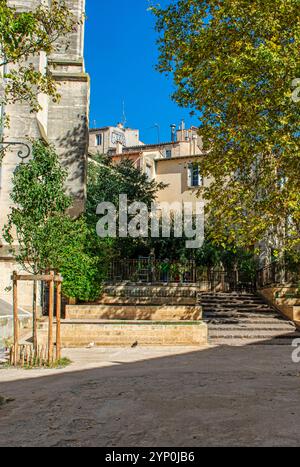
122,100,127,127
152,124,160,144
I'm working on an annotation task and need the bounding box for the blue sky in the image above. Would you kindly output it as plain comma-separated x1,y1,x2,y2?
84,0,197,144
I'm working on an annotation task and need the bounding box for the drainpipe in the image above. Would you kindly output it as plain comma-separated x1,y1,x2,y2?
0,52,6,142
0,44,8,143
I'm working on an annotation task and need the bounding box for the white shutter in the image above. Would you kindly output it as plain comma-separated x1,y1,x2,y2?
187,164,192,187
198,168,203,187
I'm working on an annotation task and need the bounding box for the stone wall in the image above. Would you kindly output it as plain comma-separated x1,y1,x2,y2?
38,321,208,348
259,287,300,328
0,0,89,310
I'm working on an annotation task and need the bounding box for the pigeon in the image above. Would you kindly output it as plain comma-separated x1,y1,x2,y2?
86,342,95,349
0,396,15,406
131,341,138,348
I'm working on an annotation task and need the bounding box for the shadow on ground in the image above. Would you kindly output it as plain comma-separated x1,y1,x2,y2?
0,339,300,447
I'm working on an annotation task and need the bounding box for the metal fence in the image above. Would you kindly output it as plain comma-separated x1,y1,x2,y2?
108,259,256,292
108,259,199,284
257,262,300,288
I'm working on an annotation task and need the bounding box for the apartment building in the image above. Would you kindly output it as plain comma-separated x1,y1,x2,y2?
89,123,143,156
105,123,206,210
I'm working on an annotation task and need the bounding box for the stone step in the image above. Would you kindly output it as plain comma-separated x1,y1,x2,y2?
199,300,268,308
201,294,263,299
208,330,300,338
104,285,199,298
204,312,276,319
202,302,266,307
202,291,299,346
65,304,203,321
201,302,271,309
100,296,197,306
203,309,285,319
201,294,260,299
203,309,275,316
106,282,200,287
205,318,291,325
208,324,295,332
208,338,297,346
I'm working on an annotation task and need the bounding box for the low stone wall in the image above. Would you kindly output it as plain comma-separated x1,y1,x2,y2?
51,283,208,348
0,259,35,311
259,286,300,327
0,315,32,346
100,296,197,306
57,321,208,348
65,304,202,321
103,284,199,298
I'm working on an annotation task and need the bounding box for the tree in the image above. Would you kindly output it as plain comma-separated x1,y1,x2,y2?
3,141,109,348
152,0,300,258
3,139,70,349
87,155,167,258
3,141,110,294
3,140,71,274
0,0,78,114
44,216,108,302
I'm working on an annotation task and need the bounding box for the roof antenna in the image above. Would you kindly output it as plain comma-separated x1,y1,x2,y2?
93,119,97,128
154,123,160,144
122,100,127,127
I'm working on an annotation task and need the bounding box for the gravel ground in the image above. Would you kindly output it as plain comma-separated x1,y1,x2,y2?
0,344,300,447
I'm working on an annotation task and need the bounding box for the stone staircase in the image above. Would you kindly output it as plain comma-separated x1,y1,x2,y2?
202,292,300,346
66,284,202,321
37,284,208,348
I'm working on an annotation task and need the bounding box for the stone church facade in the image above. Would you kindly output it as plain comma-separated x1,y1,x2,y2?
0,0,90,308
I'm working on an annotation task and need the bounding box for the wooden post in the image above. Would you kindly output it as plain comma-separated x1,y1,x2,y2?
13,271,19,366
48,271,55,364
32,279,38,354
56,281,62,361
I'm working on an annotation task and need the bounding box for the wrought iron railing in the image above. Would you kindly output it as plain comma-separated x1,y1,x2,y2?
108,259,199,284
257,262,300,288
108,259,256,292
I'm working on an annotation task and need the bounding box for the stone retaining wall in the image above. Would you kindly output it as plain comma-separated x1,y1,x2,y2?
40,321,208,348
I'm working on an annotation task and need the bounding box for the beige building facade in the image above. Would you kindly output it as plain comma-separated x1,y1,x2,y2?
0,0,89,309
89,123,143,156
106,125,206,211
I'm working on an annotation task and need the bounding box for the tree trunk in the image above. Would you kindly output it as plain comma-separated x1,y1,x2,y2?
32,280,38,352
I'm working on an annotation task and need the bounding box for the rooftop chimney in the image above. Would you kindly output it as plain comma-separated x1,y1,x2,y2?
170,124,177,142
116,141,123,155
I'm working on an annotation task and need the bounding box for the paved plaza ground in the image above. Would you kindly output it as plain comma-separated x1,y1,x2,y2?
0,344,300,447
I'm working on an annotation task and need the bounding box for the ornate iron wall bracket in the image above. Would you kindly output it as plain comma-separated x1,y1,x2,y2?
0,141,31,161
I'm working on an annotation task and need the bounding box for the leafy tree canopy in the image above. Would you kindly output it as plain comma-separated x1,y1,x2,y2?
0,0,79,113
87,155,166,221
3,141,110,301
87,155,167,258
152,0,300,257
3,140,71,274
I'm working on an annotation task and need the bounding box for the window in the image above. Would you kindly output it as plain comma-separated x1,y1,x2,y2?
96,134,102,146
188,164,202,187
165,149,172,159
111,132,126,146
145,164,152,180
